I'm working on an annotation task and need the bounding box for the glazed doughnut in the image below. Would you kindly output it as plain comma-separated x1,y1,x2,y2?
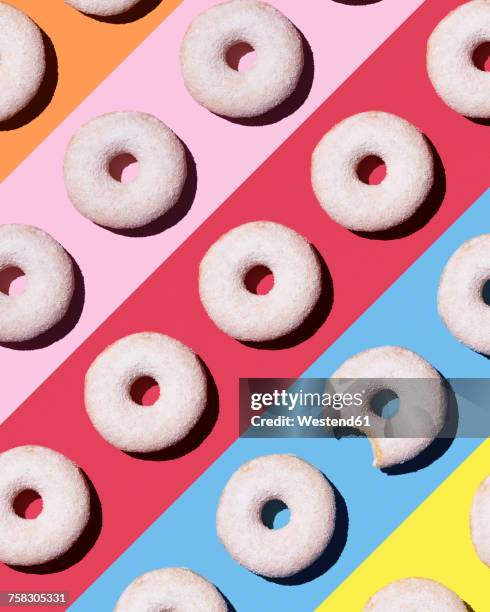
427,0,490,119
331,346,447,469
470,475,490,566
180,0,303,118
64,0,142,17
364,578,467,611
438,235,490,354
311,112,434,232
115,568,227,611
85,332,207,453
0,446,90,567
199,221,322,342
0,224,75,343
64,111,187,230
216,454,336,578
0,3,45,122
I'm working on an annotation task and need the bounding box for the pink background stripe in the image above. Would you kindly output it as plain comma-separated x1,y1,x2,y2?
0,0,424,421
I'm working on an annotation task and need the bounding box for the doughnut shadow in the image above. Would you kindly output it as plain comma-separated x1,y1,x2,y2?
381,375,458,476
8,471,102,575
353,138,446,241
264,478,348,586
221,32,314,127
217,590,237,612
241,247,333,351
0,31,57,132
88,0,162,24
105,144,197,238
332,0,383,5
0,255,85,351
125,359,219,461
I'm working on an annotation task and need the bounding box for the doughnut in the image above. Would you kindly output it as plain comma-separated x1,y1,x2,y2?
0,445,90,567
64,111,187,230
427,0,490,119
330,346,447,469
216,454,336,578
364,578,467,611
0,224,75,343
0,3,45,122
438,235,490,354
115,567,227,611
199,221,322,342
470,475,490,566
311,112,434,232
85,332,207,453
180,0,304,118
64,0,142,17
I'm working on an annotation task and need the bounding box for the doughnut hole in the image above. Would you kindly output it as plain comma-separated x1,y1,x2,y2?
261,499,290,529
356,155,387,185
226,42,256,72
0,266,26,296
371,389,400,419
130,376,160,407
13,489,43,519
108,153,139,184
481,279,490,306
472,42,490,72
244,265,274,295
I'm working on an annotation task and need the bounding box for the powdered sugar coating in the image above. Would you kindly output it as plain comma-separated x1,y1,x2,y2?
470,475,490,566
364,578,467,611
115,567,227,611
438,234,490,354
85,332,207,453
427,0,490,118
0,224,75,343
64,111,187,229
216,454,336,578
180,0,303,118
199,221,322,342
0,3,45,122
311,111,434,232
0,446,90,566
65,0,142,17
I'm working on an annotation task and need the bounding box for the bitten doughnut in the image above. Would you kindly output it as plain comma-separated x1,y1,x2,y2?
216,454,336,578
0,446,90,567
331,346,447,469
85,332,207,453
0,224,75,343
199,221,322,342
427,0,490,119
311,112,434,232
438,235,490,354
64,0,142,17
364,578,467,611
64,111,187,230
180,0,304,118
0,3,45,122
115,568,227,611
470,475,490,566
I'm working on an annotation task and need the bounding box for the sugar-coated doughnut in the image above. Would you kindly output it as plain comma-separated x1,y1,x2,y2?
331,346,447,469
64,0,142,17
427,0,490,119
216,454,336,578
85,332,207,453
311,112,434,232
0,224,75,343
199,221,322,342
64,111,187,230
180,0,303,118
470,475,490,566
364,578,467,611
438,235,490,354
0,3,45,122
0,446,90,567
115,568,227,611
